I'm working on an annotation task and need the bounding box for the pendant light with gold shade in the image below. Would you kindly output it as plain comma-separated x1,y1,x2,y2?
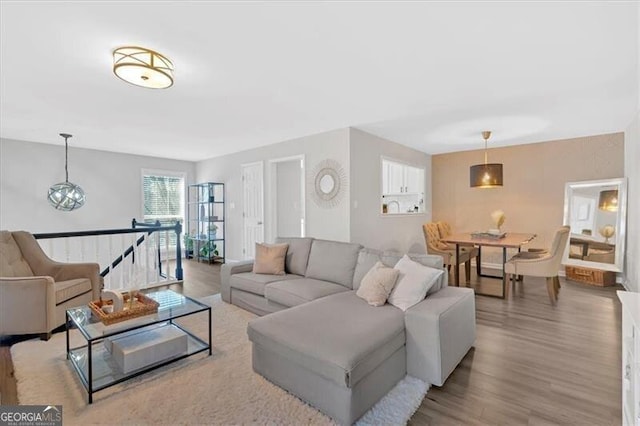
598,189,618,211
470,130,503,188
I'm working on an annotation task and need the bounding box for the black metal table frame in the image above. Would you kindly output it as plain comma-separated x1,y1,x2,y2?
66,299,211,404
454,244,522,299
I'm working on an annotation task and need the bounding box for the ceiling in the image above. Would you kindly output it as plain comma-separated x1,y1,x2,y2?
1,2,638,161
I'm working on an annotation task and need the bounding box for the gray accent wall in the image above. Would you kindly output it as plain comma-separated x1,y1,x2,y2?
0,138,196,232
196,128,351,261
349,128,432,254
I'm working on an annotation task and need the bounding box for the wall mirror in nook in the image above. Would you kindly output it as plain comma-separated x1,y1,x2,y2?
562,177,627,273
380,157,425,215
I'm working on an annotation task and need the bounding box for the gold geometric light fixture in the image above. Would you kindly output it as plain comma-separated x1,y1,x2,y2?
113,46,174,89
598,189,618,212
470,130,503,188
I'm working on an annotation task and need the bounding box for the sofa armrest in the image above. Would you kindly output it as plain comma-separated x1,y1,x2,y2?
49,262,102,299
405,286,476,386
0,276,56,335
221,260,254,303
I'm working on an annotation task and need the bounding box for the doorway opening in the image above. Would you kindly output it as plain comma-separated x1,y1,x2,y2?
267,155,305,241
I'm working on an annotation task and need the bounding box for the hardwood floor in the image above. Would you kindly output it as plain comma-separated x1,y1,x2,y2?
411,272,622,425
0,261,622,426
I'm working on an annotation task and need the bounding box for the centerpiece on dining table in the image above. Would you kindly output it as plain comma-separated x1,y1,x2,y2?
471,210,507,239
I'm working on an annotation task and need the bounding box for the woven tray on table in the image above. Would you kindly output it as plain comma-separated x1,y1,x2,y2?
89,292,160,325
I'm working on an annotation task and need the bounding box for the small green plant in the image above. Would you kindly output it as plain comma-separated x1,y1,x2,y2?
183,234,194,252
199,241,220,258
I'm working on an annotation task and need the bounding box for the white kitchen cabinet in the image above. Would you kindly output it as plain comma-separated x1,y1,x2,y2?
382,159,424,195
388,162,405,194
404,166,423,194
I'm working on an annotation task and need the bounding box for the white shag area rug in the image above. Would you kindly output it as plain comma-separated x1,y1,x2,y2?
12,294,428,425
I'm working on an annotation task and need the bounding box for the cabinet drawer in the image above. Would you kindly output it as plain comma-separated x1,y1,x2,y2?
565,266,615,286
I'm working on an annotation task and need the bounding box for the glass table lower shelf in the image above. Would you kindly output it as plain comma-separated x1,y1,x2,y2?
66,290,211,403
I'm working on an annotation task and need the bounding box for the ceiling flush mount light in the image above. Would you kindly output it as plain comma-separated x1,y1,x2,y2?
598,189,618,211
47,133,86,211
113,46,174,89
470,130,503,188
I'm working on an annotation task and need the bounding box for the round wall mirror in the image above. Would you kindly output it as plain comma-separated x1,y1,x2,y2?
314,168,340,201
308,159,347,208
319,174,335,194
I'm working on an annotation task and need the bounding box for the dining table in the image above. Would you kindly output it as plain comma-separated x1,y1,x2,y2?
442,232,537,298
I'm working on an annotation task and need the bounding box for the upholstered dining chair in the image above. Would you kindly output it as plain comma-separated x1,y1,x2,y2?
423,222,479,284
0,230,101,339
435,220,482,276
504,226,570,305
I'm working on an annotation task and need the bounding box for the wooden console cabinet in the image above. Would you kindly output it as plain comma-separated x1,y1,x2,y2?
565,265,615,286
618,291,640,425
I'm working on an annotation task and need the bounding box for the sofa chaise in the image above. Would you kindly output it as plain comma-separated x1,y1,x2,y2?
221,237,475,425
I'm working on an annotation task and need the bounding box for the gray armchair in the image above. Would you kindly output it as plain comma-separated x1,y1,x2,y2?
0,230,101,339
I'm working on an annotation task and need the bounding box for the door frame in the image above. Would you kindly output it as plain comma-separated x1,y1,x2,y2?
241,161,264,259
267,155,306,242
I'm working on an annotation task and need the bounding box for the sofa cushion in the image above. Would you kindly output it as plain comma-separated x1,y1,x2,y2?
230,272,302,297
55,278,92,305
264,278,348,307
253,243,289,275
352,248,383,290
247,291,405,388
305,239,362,288
276,237,314,276
0,231,34,277
381,251,446,295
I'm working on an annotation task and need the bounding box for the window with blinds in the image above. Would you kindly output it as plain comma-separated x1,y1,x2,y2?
142,172,185,246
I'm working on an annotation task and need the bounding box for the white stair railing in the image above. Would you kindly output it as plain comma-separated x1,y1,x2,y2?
33,220,184,293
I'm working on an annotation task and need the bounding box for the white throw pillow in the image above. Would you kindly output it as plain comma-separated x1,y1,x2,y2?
388,255,444,311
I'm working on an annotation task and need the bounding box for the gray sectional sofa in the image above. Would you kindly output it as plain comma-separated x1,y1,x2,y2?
221,237,476,425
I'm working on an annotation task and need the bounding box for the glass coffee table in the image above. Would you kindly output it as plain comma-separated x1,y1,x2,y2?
66,289,211,403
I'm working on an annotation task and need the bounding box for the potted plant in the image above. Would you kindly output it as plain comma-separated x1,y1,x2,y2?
199,241,220,259
209,224,218,240
184,233,194,259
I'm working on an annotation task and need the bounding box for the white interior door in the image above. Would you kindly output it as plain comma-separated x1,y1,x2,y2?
242,162,264,259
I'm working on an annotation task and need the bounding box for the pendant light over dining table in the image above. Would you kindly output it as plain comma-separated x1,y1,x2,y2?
470,130,503,188
598,189,619,211
47,133,86,211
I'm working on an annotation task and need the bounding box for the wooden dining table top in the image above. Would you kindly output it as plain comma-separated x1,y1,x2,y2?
442,232,537,248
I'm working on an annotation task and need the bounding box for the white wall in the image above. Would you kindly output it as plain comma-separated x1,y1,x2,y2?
276,160,302,238
0,138,196,233
624,113,640,292
623,2,639,291
349,128,432,253
196,128,350,260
